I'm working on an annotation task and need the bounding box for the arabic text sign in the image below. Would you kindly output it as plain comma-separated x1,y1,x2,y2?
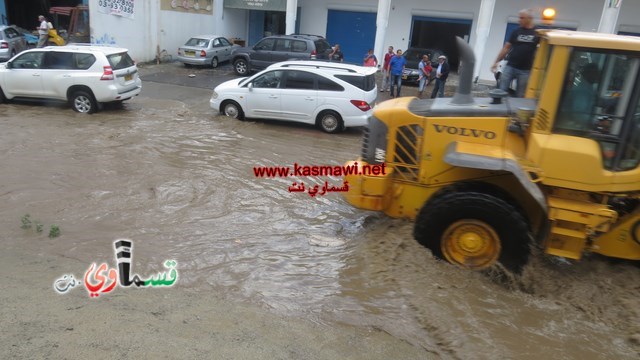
98,0,135,19
53,239,178,298
223,0,286,11
287,180,350,197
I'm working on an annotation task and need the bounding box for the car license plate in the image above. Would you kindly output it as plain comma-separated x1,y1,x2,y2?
402,75,407,80
185,50,195,57
124,74,133,81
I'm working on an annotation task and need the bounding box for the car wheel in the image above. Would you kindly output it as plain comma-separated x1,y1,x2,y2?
221,100,245,120
316,110,344,134
70,90,98,114
413,191,531,273
211,57,218,68
233,58,249,76
0,86,6,103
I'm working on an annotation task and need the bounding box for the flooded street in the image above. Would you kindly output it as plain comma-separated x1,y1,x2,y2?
1,68,639,359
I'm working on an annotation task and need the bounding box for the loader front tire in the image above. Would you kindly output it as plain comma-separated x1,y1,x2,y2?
414,191,531,273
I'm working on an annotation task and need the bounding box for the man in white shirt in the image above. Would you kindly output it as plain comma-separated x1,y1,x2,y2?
36,15,49,48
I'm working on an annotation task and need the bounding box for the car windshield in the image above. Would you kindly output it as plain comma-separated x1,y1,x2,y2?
107,52,135,70
404,49,424,62
404,49,440,67
185,38,209,47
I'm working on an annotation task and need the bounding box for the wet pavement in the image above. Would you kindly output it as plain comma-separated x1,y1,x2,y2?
0,60,638,359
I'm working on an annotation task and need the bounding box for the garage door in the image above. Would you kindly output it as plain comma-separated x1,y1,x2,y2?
326,10,376,64
410,16,472,70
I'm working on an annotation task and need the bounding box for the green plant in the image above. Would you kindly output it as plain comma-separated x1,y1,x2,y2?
49,225,61,238
35,222,44,233
21,214,32,229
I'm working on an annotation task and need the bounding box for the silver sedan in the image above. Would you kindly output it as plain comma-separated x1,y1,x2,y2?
0,25,28,62
177,35,238,68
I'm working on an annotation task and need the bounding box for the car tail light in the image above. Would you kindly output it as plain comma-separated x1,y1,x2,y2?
310,50,316,59
100,65,114,80
350,100,371,112
200,50,206,57
0,42,8,49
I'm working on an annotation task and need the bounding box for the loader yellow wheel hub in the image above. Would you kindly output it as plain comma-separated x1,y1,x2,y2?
441,220,501,270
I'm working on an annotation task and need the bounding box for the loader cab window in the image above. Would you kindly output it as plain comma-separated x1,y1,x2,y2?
620,104,640,170
554,49,640,170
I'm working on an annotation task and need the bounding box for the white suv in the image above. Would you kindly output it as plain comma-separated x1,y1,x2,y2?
0,45,142,113
210,60,377,133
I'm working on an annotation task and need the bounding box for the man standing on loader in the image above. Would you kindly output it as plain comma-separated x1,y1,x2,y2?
36,15,50,48
491,8,539,97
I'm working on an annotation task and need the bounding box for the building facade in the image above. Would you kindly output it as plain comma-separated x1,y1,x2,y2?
3,0,638,83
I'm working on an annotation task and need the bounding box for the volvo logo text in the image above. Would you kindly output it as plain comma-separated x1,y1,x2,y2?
433,124,497,139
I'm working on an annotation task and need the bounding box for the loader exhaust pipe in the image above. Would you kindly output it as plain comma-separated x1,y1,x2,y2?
450,36,475,105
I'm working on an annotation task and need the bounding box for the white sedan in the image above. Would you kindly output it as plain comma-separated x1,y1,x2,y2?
210,61,378,133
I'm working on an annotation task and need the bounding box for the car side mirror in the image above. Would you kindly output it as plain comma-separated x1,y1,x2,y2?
5,61,12,69
248,82,253,91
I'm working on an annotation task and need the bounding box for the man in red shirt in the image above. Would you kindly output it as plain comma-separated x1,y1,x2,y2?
381,46,394,92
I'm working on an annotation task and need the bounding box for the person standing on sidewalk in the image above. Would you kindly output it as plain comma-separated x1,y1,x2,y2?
430,55,450,98
417,54,433,98
363,49,378,67
389,49,406,98
380,46,394,92
490,8,539,97
329,44,344,62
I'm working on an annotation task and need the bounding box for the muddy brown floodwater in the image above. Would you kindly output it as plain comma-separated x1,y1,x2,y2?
1,81,638,359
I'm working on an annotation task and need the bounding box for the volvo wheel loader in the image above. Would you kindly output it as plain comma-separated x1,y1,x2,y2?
342,30,640,272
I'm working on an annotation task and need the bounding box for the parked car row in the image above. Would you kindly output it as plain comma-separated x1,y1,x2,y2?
0,31,382,134
176,33,375,133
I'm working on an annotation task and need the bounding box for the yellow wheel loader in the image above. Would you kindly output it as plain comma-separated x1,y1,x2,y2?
343,30,640,272
47,28,65,46
47,5,90,46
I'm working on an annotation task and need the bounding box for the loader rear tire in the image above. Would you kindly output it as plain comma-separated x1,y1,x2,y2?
414,191,531,273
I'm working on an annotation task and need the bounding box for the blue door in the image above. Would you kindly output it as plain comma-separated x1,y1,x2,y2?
326,10,376,64
248,10,266,46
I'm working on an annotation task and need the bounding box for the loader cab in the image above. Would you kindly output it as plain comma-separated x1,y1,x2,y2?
554,48,640,172
527,31,640,192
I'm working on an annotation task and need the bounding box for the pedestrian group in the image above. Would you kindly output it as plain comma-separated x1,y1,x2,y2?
344,7,541,100
379,45,449,99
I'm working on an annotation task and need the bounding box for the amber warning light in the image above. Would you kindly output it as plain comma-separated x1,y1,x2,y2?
542,8,556,22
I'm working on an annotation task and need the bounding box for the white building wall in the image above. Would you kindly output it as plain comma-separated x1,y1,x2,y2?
215,8,247,42
478,0,602,82
297,0,330,36
158,11,215,57
88,0,159,62
296,0,640,83
616,0,640,35
89,0,247,63
88,0,640,77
